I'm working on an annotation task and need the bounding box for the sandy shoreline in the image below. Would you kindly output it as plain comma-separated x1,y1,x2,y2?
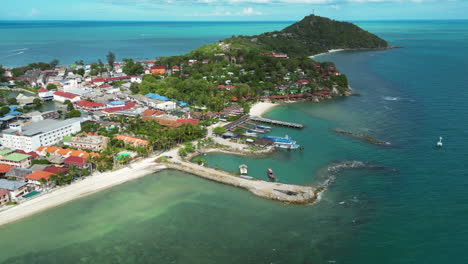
249,102,279,117
0,102,285,227
310,49,345,59
0,155,167,227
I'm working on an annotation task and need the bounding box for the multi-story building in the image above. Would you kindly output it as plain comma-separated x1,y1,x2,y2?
68,133,109,151
0,153,31,168
0,179,29,201
1,118,82,152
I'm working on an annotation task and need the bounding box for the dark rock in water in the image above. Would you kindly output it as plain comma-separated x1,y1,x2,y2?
334,129,391,146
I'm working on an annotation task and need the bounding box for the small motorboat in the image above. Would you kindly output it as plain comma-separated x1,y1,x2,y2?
267,168,276,181
436,137,443,147
239,164,248,175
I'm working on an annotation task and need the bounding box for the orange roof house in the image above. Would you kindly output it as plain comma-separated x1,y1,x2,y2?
0,164,14,174
26,171,55,182
113,135,149,147
151,66,166,75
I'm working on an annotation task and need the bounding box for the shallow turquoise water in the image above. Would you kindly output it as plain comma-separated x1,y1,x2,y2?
0,20,467,263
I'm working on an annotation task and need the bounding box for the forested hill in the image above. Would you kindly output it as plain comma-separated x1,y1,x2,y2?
225,15,389,57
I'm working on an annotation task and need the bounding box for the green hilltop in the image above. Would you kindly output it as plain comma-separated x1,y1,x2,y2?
223,14,389,57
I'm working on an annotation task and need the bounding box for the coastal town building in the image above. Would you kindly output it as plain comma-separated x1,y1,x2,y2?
0,188,10,205
0,179,29,201
67,133,109,151
63,156,90,169
5,168,33,181
36,146,100,159
25,171,55,185
1,118,82,152
0,153,32,168
151,66,166,75
75,100,105,112
53,91,81,103
0,164,14,177
113,135,149,147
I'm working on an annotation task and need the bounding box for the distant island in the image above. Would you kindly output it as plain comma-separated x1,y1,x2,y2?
0,15,391,224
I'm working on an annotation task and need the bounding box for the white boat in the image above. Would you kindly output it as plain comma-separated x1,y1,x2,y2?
262,135,300,149
239,164,248,175
436,137,443,147
244,131,258,137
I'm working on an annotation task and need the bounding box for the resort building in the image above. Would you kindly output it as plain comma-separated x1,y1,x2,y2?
113,135,149,147
0,153,32,168
67,133,109,151
25,171,55,185
5,168,33,181
36,146,100,159
63,156,90,169
1,118,82,152
0,179,29,201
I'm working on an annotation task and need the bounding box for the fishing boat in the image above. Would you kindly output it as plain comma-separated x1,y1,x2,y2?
239,164,248,175
267,168,276,181
262,135,300,149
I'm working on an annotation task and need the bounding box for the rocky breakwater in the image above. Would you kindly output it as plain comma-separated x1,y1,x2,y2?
334,129,391,146
166,161,316,204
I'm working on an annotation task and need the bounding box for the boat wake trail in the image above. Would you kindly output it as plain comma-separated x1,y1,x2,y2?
1,51,25,58
382,96,400,101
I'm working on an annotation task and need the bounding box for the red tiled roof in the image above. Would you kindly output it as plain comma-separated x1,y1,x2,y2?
44,166,68,174
0,164,14,174
113,135,149,146
99,84,112,89
172,65,180,69
91,76,132,83
142,109,163,116
76,100,105,107
26,171,55,181
38,87,48,92
53,91,79,99
63,156,87,166
176,119,198,125
103,102,137,113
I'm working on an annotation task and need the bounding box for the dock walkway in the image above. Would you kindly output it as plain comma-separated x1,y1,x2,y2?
249,116,304,129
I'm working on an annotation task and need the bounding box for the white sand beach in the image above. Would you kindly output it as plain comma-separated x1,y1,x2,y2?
0,155,167,227
249,102,279,117
310,49,345,58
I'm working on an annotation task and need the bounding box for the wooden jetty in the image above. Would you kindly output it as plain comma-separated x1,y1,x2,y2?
249,116,304,129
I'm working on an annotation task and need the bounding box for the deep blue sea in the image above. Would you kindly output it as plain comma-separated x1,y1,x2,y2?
0,21,290,67
0,20,467,263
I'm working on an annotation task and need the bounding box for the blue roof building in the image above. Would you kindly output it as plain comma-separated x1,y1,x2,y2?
145,93,169,101
178,101,189,107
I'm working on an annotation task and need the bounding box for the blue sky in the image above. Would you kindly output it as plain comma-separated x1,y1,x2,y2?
1,0,467,21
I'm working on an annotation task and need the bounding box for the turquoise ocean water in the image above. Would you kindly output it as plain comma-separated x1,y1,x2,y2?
0,20,467,263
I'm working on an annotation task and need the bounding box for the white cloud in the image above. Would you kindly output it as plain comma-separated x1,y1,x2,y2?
27,8,39,17
241,7,263,15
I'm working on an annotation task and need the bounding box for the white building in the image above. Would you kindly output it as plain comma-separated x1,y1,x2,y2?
1,118,82,152
53,91,81,103
156,101,177,111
